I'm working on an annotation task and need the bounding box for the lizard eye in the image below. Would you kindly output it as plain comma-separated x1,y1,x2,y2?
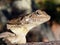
35,11,40,15
36,11,39,14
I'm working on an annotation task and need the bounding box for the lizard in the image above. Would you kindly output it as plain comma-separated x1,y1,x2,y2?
0,10,50,44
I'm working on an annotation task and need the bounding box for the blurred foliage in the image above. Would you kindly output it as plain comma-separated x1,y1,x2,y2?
53,0,60,4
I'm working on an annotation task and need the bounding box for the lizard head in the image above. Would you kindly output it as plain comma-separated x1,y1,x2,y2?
21,10,50,26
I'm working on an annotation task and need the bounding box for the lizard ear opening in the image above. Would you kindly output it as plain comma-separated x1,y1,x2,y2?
25,18,30,22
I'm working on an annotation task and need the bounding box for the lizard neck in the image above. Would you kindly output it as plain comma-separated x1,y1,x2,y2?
7,23,40,36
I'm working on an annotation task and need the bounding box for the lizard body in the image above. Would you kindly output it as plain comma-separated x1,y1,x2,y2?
0,10,50,44
7,10,50,35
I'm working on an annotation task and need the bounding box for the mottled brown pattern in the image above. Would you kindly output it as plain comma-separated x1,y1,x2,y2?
0,10,50,44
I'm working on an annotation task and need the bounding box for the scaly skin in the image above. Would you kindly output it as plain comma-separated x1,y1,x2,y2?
0,10,50,44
